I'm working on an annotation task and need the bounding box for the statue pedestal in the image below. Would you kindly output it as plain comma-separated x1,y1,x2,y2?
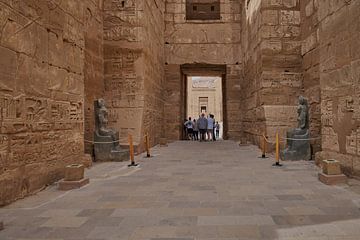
318,173,347,185
58,178,89,191
58,164,89,191
94,135,129,162
281,129,311,161
318,159,347,185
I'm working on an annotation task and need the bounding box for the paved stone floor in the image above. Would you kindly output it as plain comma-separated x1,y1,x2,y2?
1,141,360,240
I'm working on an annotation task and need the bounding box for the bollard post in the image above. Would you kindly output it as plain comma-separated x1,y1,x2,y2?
128,134,138,167
261,134,266,158
273,133,282,167
145,132,151,158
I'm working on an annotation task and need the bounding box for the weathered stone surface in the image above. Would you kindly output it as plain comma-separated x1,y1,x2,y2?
318,172,347,186
64,164,85,182
317,0,360,178
0,0,98,206
322,160,342,175
242,0,302,146
103,0,166,151
58,178,90,191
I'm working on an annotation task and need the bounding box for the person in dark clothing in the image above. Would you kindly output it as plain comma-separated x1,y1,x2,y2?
184,117,194,140
193,119,199,140
211,115,216,141
197,113,208,142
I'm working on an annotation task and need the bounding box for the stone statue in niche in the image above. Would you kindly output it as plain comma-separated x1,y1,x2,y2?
281,96,311,161
94,99,129,162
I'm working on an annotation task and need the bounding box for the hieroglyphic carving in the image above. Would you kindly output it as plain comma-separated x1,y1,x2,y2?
0,95,24,120
25,98,47,122
321,99,333,127
104,26,137,41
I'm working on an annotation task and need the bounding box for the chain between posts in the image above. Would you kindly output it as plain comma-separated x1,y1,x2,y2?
84,139,120,144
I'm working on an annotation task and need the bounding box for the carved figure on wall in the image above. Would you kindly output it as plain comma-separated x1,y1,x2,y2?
281,96,311,161
94,99,129,162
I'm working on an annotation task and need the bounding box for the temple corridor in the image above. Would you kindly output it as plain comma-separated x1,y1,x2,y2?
1,141,360,240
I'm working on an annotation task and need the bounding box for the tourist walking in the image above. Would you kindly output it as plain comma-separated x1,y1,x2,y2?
193,119,199,140
207,114,214,141
198,113,208,142
215,121,220,139
184,117,194,140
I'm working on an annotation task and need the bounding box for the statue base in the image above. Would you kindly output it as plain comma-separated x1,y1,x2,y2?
58,178,89,191
318,173,347,185
281,129,311,161
94,135,130,162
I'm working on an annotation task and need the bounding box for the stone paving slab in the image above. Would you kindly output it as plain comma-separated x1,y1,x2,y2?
1,141,360,240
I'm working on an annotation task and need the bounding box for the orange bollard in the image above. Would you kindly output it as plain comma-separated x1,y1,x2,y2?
262,134,267,158
144,132,151,158
273,133,282,167
128,134,138,167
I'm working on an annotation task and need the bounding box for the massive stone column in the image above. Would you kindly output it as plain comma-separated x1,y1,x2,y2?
241,0,302,145
103,0,166,150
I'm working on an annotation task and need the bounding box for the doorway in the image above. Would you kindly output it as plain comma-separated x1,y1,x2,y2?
186,76,224,139
180,64,227,140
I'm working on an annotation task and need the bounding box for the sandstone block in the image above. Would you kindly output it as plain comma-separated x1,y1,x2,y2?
322,159,342,175
159,138,168,147
64,164,85,182
318,172,347,185
58,178,89,191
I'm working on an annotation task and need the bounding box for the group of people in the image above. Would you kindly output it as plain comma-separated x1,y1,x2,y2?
184,113,220,141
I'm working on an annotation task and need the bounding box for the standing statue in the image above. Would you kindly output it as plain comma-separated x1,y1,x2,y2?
281,96,311,161
94,99,129,162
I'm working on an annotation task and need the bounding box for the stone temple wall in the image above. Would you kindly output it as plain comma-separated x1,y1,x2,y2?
241,0,302,145
300,0,321,155
0,0,97,205
84,0,105,155
316,0,360,177
164,0,243,141
103,0,165,150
